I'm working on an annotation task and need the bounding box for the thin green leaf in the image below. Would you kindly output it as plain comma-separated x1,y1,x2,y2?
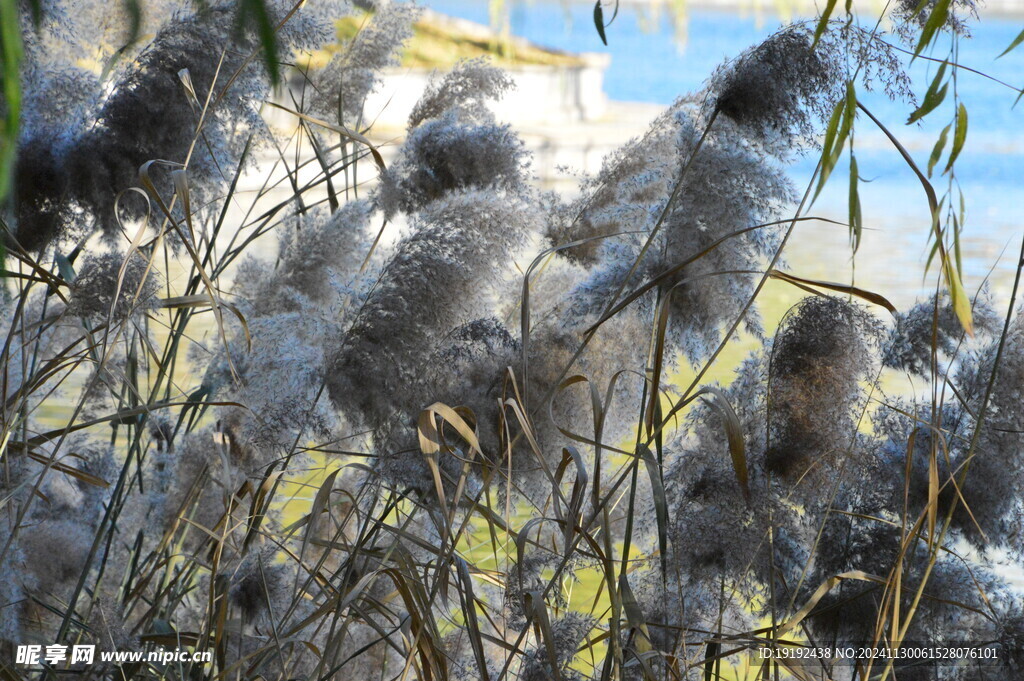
909,60,949,125
704,640,720,681
946,256,975,336
849,151,863,251
998,27,1024,57
593,1,608,45
813,0,840,45
858,101,974,334
914,0,953,56
944,102,968,174
0,0,24,208
813,96,847,203
121,0,143,50
239,0,280,86
911,81,949,124
928,123,951,177
815,82,856,203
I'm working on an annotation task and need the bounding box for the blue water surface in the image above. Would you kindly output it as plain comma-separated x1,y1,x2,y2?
428,0,1024,301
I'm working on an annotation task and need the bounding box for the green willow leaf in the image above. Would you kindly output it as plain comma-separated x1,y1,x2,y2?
238,0,280,86
593,1,607,45
946,256,974,336
814,0,840,46
928,123,951,177
859,101,973,334
915,0,953,56
0,0,24,202
814,82,855,203
908,61,949,124
944,102,968,174
998,27,1024,58
849,151,863,251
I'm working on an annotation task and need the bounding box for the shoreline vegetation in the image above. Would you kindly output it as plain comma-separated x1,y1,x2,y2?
589,0,1024,18
335,9,590,68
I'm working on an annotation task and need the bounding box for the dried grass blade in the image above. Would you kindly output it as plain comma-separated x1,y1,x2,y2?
619,574,652,654
777,570,882,636
696,387,748,500
264,101,386,172
768,269,897,315
456,558,491,681
637,445,668,576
